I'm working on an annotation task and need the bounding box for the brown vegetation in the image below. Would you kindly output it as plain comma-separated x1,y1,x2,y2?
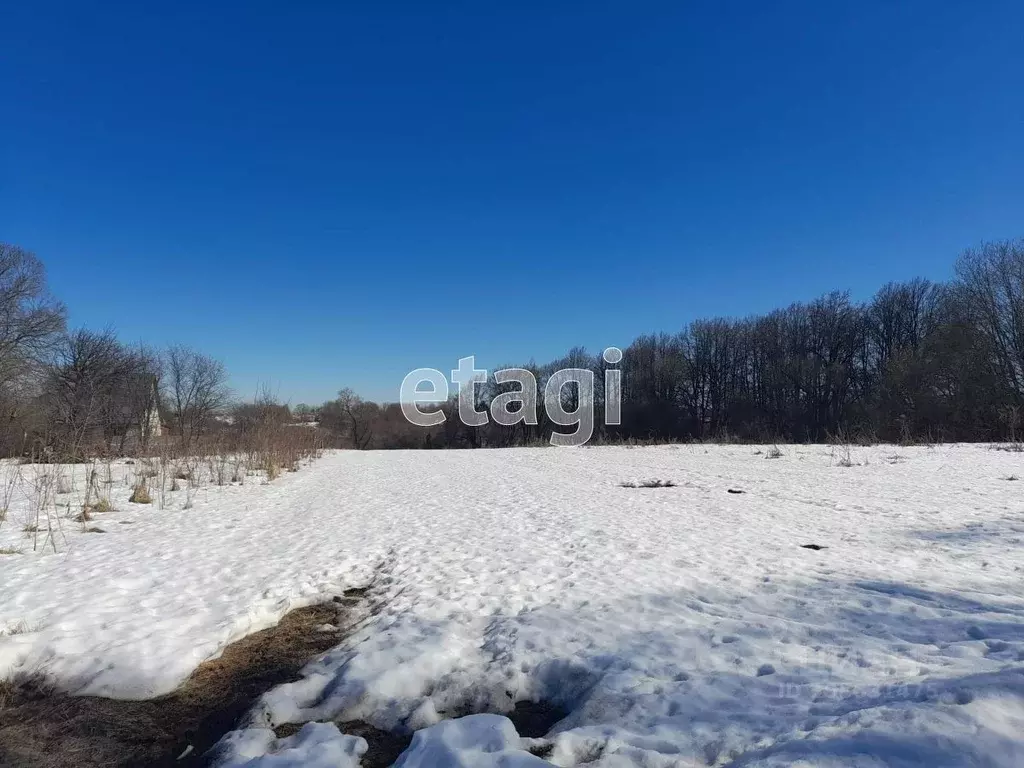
0,603,348,768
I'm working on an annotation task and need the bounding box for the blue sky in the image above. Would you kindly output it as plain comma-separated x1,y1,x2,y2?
2,2,1022,404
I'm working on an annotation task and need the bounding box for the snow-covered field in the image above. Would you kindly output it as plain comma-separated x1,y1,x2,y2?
2,444,1024,766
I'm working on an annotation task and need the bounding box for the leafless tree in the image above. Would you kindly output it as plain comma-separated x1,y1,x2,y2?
0,244,66,453
103,344,162,454
955,239,1024,403
320,388,377,449
164,345,231,450
44,329,125,458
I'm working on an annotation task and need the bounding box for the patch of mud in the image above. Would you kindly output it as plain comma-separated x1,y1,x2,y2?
0,601,352,768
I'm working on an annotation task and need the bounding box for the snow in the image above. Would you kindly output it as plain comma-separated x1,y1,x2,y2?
213,722,366,767
392,715,551,767
2,444,1024,766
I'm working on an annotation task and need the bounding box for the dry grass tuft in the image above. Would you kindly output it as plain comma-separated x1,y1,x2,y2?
91,498,112,514
620,479,676,489
129,484,152,504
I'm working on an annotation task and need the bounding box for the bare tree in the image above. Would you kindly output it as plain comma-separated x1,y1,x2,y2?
955,239,1024,403
102,344,162,454
320,388,377,449
44,329,125,458
164,345,231,450
0,244,66,453
0,245,67,385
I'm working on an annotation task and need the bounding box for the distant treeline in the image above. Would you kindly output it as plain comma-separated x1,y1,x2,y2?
4,238,1024,456
304,237,1024,448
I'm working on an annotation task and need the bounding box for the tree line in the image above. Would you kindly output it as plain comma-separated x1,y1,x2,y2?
304,238,1024,448
3,238,1023,456
0,243,266,458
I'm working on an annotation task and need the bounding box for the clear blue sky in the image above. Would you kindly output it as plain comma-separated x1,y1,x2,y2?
2,2,1022,404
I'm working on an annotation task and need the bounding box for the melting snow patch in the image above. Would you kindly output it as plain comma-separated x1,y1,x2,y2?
212,722,366,768
392,714,550,767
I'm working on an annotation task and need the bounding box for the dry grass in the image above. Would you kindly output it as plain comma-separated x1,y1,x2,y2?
0,602,349,767
91,498,113,514
128,484,152,504
620,479,676,489
990,442,1024,452
0,621,34,638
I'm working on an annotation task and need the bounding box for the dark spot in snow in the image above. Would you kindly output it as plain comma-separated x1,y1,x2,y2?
334,586,370,603
800,544,827,551
756,664,776,677
727,489,745,494
508,699,568,738
938,689,975,706
967,625,987,640
528,742,555,759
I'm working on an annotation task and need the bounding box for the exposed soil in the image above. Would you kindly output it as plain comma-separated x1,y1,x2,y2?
507,699,567,738
0,602,351,768
272,700,567,766
2,581,566,768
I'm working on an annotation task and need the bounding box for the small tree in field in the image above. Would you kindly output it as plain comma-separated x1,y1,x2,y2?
164,345,231,451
